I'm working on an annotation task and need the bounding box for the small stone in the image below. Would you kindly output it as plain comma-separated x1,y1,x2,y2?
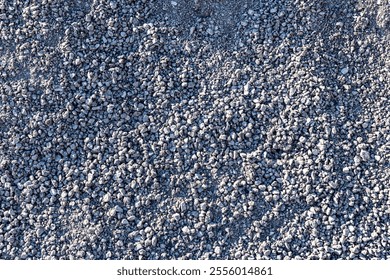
87,172,93,183
351,246,360,254
108,208,116,217
341,67,349,75
172,213,180,221
182,226,190,234
152,236,157,246
354,156,361,165
200,203,207,211
135,243,143,251
103,193,111,203
109,1,117,9
36,228,44,237
180,201,187,212
360,150,370,161
108,205,122,217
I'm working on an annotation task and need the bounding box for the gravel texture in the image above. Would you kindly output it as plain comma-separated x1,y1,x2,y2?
0,0,389,260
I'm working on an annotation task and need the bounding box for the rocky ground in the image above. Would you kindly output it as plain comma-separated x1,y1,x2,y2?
0,0,389,259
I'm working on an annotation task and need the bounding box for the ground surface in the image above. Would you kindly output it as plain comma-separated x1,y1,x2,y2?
0,0,389,259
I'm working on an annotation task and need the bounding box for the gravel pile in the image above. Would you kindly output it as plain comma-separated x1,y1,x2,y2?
0,0,389,260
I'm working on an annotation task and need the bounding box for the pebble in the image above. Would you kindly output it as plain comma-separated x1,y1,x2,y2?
102,193,111,203
360,150,370,161
108,206,122,217
151,236,158,247
182,226,190,235
135,243,143,251
180,201,187,212
341,67,349,75
36,228,44,237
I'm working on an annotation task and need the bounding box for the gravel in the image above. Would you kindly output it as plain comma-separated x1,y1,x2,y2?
0,0,389,260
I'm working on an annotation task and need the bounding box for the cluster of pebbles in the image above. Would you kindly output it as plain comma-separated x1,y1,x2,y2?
0,0,389,260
